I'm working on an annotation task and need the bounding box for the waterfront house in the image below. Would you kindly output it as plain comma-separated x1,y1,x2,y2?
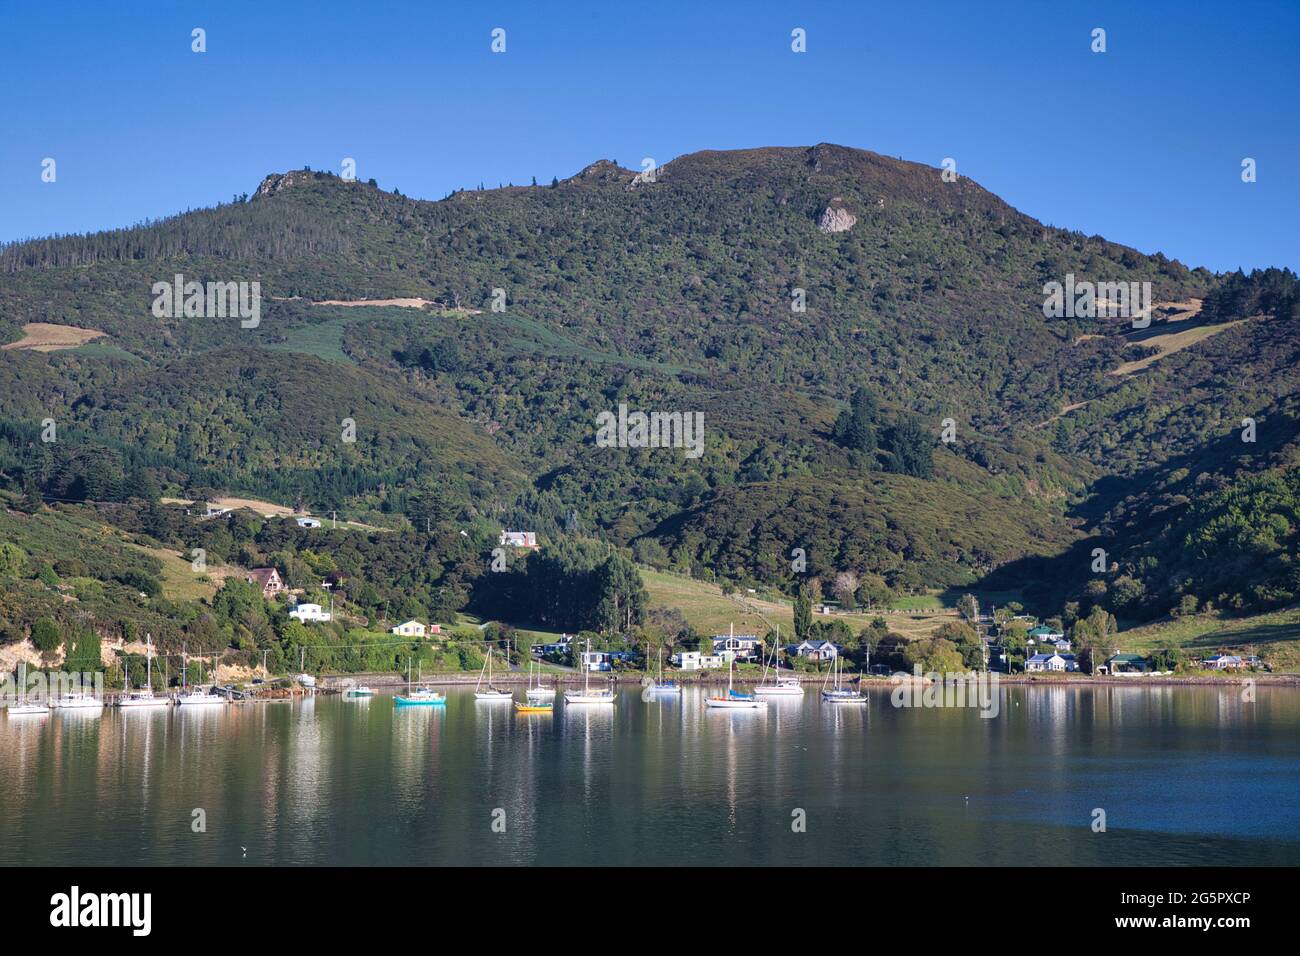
390,620,426,638
1203,654,1245,670
699,654,725,668
246,567,284,599
1102,653,1149,675
673,650,702,670
712,633,761,662
289,603,331,623
499,530,539,549
1025,653,1077,673
581,650,612,672
295,516,322,528
788,639,839,662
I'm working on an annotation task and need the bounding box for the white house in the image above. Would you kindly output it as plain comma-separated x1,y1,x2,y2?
581,650,612,672
673,651,702,671
1203,654,1244,670
289,603,331,623
499,531,539,549
390,620,426,638
1025,653,1078,673
295,516,322,528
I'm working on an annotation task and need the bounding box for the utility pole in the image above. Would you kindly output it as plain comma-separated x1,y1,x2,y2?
332,510,337,529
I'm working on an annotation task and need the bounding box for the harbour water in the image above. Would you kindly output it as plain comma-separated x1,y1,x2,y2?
2,684,1297,866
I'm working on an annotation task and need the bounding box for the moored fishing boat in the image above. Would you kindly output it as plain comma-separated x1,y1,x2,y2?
514,699,553,713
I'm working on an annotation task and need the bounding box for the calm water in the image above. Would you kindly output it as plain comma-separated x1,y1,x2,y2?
2,684,1298,866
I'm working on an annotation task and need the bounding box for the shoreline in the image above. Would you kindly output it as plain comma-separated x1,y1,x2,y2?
315,671,1300,689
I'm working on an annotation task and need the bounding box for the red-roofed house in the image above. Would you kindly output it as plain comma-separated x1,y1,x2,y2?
246,567,284,598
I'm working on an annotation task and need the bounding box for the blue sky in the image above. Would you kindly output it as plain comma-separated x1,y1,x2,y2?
1,0,1297,271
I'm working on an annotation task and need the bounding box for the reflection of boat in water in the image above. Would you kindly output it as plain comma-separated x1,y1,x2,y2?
118,634,171,708
704,653,765,710
564,641,616,705
754,625,804,697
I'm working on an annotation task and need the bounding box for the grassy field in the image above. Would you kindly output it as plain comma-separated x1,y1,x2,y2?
129,545,224,603
1120,606,1300,671
641,568,955,640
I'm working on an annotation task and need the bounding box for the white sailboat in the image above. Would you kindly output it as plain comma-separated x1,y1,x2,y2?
6,661,49,716
118,634,171,707
175,647,226,706
52,692,104,711
754,625,804,696
647,646,682,695
525,659,556,702
820,651,866,704
704,650,765,709
563,640,616,704
474,644,512,700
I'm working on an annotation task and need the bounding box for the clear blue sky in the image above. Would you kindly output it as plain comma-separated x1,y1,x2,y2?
1,0,1297,271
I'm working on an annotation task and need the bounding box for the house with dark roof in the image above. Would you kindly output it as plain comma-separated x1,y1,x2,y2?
1025,652,1077,673
787,639,839,662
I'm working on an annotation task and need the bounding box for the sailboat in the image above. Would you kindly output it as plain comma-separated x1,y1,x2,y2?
117,634,171,708
515,662,554,713
820,650,866,704
754,625,803,696
394,660,445,706
51,691,104,711
176,647,226,705
704,650,765,709
563,639,616,704
6,661,49,716
648,646,681,695
474,644,512,700
524,659,556,703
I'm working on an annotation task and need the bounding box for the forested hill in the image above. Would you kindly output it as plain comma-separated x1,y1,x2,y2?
2,143,1298,624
